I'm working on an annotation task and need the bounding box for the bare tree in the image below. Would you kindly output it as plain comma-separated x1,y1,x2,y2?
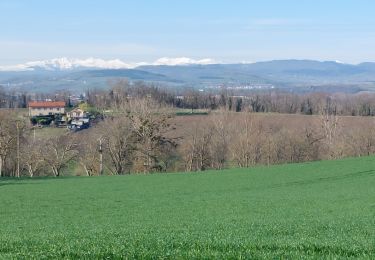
180,121,213,172
320,104,341,159
77,131,101,176
230,114,254,167
210,111,231,169
43,135,79,177
125,98,176,173
0,112,21,177
101,117,135,175
21,138,45,177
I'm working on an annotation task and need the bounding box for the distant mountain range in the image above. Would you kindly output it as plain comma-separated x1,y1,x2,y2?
0,57,217,71
1,58,375,93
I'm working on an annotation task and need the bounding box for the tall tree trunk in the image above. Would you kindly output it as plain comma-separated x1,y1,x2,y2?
52,166,59,177
83,164,90,176
0,156,2,177
28,165,34,178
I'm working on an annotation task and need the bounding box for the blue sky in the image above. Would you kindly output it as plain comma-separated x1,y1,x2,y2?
1,0,375,65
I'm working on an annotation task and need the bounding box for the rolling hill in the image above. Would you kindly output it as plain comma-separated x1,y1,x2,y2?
0,156,374,258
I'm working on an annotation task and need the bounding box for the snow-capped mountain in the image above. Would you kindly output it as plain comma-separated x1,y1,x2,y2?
0,58,134,71
0,57,217,72
152,57,216,66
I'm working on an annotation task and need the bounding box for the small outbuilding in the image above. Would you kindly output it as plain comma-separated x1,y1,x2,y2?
67,108,89,119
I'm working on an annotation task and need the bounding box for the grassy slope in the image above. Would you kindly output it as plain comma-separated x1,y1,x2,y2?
0,157,374,259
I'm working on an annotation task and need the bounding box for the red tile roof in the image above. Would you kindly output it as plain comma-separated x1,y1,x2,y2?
28,101,65,108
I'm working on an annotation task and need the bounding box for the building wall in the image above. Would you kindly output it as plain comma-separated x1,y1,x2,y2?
29,107,65,116
67,109,89,119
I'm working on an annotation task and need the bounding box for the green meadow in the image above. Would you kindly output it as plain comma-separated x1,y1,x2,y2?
0,157,374,259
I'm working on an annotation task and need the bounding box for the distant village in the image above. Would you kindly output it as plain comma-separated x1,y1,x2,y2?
28,100,92,131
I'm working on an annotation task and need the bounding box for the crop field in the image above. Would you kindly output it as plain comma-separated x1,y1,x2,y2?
0,157,374,258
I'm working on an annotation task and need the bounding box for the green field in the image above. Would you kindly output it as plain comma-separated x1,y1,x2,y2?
1,157,374,259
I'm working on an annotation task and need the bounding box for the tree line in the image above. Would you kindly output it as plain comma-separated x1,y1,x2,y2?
86,80,375,116
1,96,375,177
2,81,375,177
4,80,375,116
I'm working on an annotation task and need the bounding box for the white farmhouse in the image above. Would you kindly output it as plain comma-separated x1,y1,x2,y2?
28,101,65,117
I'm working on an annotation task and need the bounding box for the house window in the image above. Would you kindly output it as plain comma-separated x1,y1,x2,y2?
57,108,60,111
